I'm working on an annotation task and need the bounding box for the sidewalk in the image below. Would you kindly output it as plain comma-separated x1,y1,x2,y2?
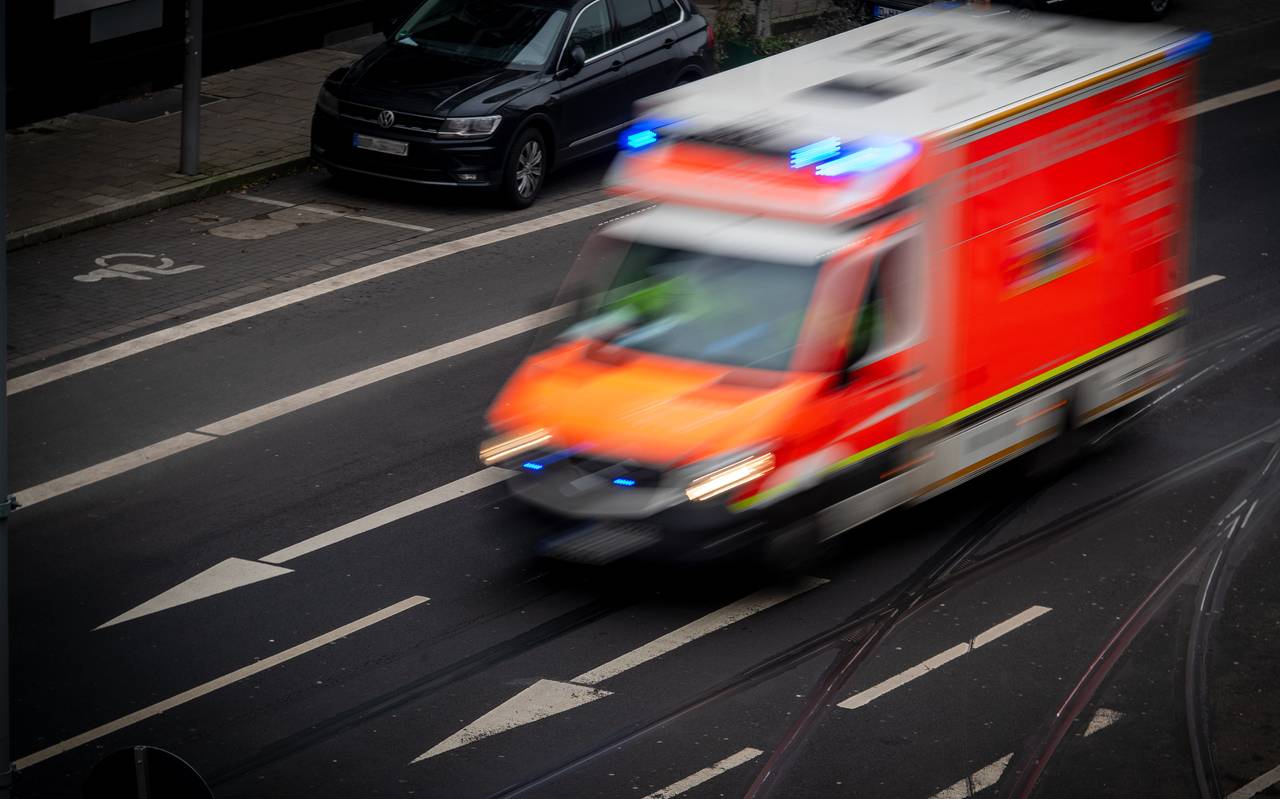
6,43,368,250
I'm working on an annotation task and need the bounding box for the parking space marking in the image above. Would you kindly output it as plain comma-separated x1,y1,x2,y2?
1155,274,1225,304
1228,763,1280,799
414,579,826,761
837,606,1051,711
233,193,436,233
16,595,429,770
8,194,636,395
641,747,764,799
928,753,1011,799
14,305,567,508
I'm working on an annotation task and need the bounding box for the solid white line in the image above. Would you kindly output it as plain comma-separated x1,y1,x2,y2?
1228,763,1280,799
14,306,566,508
1242,500,1257,529
930,753,1012,799
1178,77,1280,120
838,606,1051,711
260,468,511,564
572,576,828,686
233,194,435,233
641,747,764,799
14,432,216,508
7,195,635,396
15,595,428,771
1156,274,1225,304
198,304,569,436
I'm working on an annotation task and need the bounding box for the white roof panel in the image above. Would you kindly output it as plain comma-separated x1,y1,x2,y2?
637,5,1194,146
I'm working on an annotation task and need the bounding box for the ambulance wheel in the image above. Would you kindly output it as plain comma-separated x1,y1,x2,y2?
755,519,820,576
501,128,547,209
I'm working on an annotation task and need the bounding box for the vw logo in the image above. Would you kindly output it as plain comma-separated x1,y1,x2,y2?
378,110,396,128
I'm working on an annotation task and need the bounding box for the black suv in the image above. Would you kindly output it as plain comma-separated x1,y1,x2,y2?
311,0,714,206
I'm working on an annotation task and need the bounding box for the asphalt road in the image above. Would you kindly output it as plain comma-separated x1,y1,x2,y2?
8,5,1280,798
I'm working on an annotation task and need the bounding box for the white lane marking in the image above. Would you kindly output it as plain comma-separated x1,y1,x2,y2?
7,195,635,396
233,194,436,233
413,679,613,762
837,606,1051,711
14,432,216,508
1242,499,1258,530
413,579,826,761
1177,77,1280,121
199,305,568,436
929,753,1012,799
1156,274,1225,304
641,747,764,799
573,576,829,685
97,558,293,630
16,595,428,771
14,305,565,508
1083,707,1123,737
1228,763,1280,799
260,468,511,564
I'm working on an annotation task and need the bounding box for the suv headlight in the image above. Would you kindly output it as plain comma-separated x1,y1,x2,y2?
685,452,775,502
480,428,551,466
438,115,503,139
316,86,340,116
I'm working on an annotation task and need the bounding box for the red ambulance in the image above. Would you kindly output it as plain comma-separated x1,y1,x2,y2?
480,6,1207,564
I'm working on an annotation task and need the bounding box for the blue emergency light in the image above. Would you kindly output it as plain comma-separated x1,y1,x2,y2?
814,140,916,177
612,477,637,487
621,119,677,151
789,137,841,169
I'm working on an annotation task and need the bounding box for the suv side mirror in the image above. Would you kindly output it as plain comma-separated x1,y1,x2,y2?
562,45,587,77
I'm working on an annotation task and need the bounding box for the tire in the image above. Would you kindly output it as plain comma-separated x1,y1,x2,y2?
754,518,821,576
501,127,548,209
1130,0,1171,19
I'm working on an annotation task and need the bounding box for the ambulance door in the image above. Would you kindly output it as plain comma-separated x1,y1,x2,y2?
815,226,929,539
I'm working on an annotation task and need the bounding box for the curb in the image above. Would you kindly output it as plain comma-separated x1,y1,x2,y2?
5,153,315,252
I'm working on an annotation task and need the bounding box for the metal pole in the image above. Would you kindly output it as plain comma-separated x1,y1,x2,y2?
179,0,204,175
0,0,12,792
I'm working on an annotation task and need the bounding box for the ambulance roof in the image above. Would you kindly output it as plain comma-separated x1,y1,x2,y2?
637,5,1199,147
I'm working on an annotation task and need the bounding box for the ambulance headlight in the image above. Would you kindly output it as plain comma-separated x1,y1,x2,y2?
480,428,552,466
685,452,776,502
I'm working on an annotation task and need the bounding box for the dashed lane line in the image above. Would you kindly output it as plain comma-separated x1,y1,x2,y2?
641,747,764,799
837,606,1052,711
929,754,1012,799
1229,763,1280,799
7,194,634,396
1175,77,1280,121
14,306,567,508
16,595,429,771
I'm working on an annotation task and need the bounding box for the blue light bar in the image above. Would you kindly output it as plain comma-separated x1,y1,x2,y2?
612,477,636,487
789,137,841,169
621,119,677,151
522,461,545,471
814,140,915,177
1166,31,1211,60
625,129,659,150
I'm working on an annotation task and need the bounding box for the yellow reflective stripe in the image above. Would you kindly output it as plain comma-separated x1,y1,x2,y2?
730,311,1182,512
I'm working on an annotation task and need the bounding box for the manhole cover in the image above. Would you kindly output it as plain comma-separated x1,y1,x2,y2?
84,88,222,123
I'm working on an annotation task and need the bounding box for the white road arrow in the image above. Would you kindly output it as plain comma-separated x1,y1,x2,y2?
413,577,827,762
412,679,612,762
1083,707,1123,736
97,557,292,629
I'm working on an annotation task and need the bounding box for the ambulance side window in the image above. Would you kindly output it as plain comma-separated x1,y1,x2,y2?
848,236,923,366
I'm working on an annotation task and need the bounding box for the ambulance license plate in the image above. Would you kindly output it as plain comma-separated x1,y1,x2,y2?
872,4,904,18
353,133,408,156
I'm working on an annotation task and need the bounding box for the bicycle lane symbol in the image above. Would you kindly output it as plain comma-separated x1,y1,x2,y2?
74,253,205,283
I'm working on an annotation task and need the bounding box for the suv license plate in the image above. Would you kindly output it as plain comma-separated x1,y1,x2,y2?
872,4,904,18
353,133,408,156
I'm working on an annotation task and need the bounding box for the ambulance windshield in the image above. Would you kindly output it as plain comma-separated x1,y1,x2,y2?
564,242,819,371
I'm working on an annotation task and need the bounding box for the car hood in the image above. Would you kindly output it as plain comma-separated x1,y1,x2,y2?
490,343,824,467
343,42,539,115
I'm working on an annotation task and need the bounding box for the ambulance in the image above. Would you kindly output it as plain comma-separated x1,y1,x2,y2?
479,6,1207,564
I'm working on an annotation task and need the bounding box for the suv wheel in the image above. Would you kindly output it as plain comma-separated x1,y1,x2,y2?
502,128,547,208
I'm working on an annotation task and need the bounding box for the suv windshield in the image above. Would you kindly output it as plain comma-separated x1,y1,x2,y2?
394,0,568,69
565,242,820,371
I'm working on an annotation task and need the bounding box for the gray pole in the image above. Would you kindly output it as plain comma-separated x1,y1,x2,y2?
179,0,204,175
0,0,12,793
